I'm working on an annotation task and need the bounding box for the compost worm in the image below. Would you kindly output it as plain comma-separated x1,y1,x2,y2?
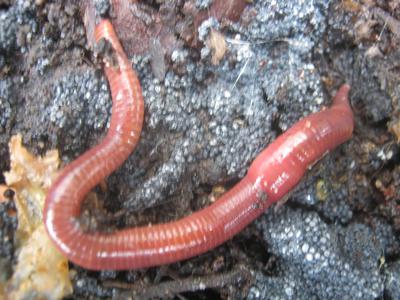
44,19,354,270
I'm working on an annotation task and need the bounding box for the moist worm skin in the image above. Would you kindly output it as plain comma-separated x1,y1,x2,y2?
43,20,354,271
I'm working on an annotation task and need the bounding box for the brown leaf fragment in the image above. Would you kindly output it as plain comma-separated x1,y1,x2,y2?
206,29,227,65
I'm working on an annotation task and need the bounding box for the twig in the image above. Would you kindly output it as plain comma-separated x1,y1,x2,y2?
109,265,253,300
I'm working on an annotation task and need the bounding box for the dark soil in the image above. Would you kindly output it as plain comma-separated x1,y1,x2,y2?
0,0,399,299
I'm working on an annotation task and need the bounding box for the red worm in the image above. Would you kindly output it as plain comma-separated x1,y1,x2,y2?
44,19,354,271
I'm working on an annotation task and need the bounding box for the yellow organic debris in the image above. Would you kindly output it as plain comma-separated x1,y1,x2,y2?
316,179,329,202
389,119,400,143
3,134,72,300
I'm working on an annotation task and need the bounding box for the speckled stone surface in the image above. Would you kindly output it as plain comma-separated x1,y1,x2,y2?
250,207,398,300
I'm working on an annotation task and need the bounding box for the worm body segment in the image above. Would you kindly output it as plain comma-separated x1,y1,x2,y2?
44,20,354,270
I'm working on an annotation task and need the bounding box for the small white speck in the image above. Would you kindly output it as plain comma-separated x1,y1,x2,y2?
306,253,313,261
224,90,231,98
285,286,294,296
116,92,123,102
301,243,309,253
251,288,260,298
315,97,323,105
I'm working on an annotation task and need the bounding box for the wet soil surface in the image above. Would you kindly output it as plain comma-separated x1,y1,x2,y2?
0,0,400,299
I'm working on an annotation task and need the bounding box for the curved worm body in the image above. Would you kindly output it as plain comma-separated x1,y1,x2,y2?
44,19,354,270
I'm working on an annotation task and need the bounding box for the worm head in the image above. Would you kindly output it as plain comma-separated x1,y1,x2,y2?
95,38,120,70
